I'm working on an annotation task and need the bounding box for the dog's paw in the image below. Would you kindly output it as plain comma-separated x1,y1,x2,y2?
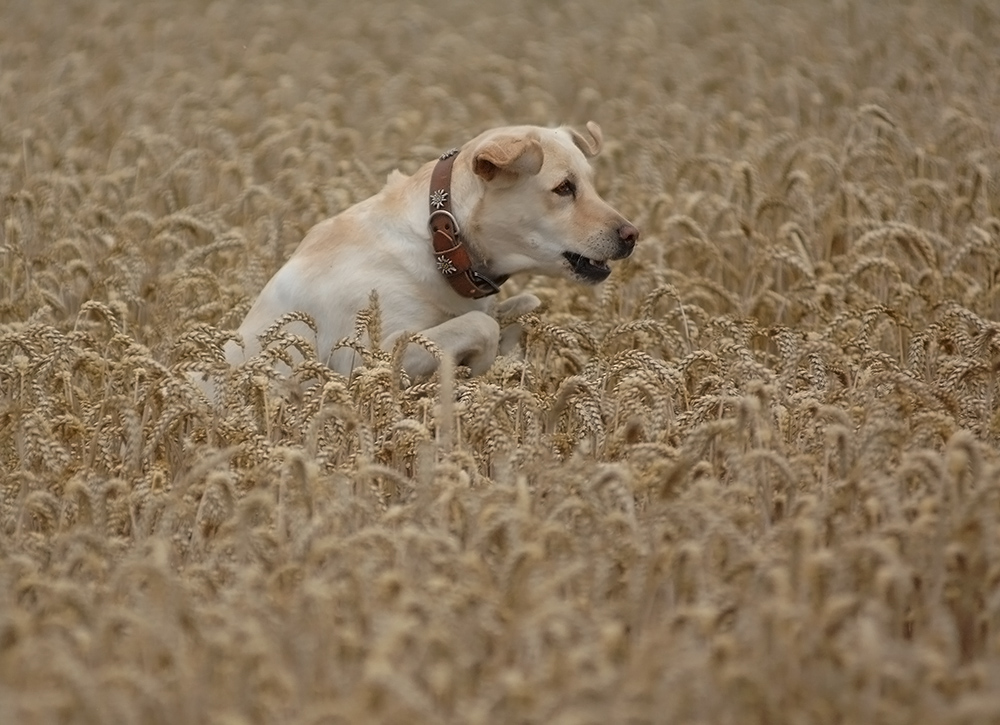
494,293,541,322
498,321,528,356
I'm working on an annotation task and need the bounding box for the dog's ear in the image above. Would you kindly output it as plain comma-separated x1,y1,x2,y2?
569,121,603,158
473,135,544,181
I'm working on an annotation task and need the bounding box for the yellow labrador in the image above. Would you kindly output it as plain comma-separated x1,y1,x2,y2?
225,122,638,377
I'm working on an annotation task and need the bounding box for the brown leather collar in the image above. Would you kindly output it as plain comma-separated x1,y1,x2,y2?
428,148,508,298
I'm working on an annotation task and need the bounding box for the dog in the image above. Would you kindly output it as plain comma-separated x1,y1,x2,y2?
224,122,639,378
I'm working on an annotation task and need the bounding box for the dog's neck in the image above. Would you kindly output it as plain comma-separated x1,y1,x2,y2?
427,150,508,299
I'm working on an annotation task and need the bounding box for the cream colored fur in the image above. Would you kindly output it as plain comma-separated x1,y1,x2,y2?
225,122,638,378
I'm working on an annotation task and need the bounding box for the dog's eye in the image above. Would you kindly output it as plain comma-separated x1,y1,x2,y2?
552,179,576,198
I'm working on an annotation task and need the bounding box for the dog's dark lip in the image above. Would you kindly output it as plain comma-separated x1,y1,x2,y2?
563,252,611,282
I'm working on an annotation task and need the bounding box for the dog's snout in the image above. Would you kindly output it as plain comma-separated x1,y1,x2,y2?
616,222,639,257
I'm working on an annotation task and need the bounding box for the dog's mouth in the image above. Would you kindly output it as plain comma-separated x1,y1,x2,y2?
563,252,612,282
563,252,611,282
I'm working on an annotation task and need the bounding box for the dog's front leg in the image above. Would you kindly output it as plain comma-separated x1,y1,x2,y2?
494,293,541,319
392,311,501,378
495,292,541,356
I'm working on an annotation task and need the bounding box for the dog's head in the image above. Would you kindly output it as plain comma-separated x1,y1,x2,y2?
461,122,639,283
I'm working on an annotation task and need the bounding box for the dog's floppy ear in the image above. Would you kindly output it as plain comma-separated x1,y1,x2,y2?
569,121,603,158
473,134,544,181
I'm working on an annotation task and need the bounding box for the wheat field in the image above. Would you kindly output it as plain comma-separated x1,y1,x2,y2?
2,0,1000,722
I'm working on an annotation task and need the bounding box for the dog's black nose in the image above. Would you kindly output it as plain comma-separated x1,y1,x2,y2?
617,222,639,256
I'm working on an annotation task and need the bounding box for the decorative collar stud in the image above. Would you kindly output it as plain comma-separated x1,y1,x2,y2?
430,189,449,209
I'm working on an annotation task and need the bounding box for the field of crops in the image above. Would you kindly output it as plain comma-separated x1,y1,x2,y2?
3,0,1000,722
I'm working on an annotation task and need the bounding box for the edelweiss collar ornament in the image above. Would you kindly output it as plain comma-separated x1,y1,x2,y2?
429,189,449,209
435,255,458,275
